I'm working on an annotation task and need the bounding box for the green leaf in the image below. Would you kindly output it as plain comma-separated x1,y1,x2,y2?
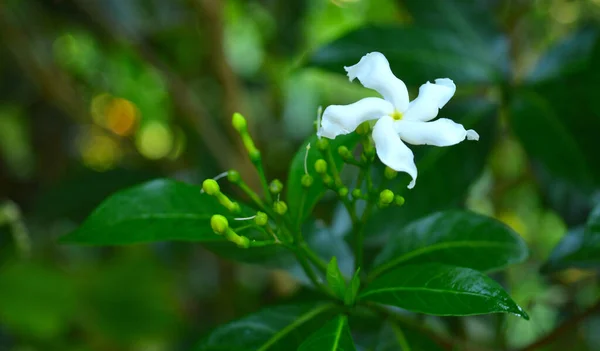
298,315,356,351
326,257,346,300
543,203,600,272
287,134,358,224
60,179,228,245
365,97,497,243
370,210,528,279
344,268,361,306
196,304,336,351
375,322,444,351
60,179,291,265
359,263,528,319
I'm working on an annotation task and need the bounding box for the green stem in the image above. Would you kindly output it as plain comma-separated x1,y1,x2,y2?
299,242,328,274
253,158,273,204
296,189,307,229
249,239,280,248
354,202,374,271
294,249,332,296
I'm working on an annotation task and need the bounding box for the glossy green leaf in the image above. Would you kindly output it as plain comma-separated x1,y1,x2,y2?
365,97,496,243
60,179,229,245
326,257,346,300
344,268,361,306
543,203,600,272
196,304,336,351
375,322,444,351
298,315,356,351
370,210,528,279
360,263,528,319
287,134,358,224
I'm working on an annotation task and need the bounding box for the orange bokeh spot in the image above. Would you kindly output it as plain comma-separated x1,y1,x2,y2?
104,97,139,136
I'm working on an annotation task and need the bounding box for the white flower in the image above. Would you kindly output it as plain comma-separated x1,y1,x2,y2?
318,52,479,189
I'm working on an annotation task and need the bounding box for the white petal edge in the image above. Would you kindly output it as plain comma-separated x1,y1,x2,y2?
394,118,479,146
344,52,410,112
317,97,393,139
402,78,456,122
372,116,417,189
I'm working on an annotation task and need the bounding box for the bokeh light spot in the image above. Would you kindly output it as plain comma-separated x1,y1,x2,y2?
105,98,139,136
136,121,174,160
78,127,122,172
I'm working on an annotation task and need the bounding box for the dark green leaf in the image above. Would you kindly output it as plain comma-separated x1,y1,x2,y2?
543,204,600,272
60,179,228,245
360,263,528,319
344,268,361,306
196,304,336,351
365,97,497,244
326,257,346,300
370,210,528,279
287,134,358,224
298,315,356,351
375,322,444,351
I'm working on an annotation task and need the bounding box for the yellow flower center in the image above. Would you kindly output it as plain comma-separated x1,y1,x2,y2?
390,110,403,120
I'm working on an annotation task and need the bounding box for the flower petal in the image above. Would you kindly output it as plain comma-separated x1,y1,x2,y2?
344,52,410,111
318,97,393,139
403,78,456,121
372,116,417,189
395,118,479,146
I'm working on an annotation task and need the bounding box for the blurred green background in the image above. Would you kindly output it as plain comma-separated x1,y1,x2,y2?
1,0,600,350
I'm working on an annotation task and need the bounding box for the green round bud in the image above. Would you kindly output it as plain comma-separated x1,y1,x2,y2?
314,159,328,174
273,201,288,215
227,170,241,183
384,167,398,180
269,179,284,195
351,189,362,199
338,145,350,158
249,149,261,162
316,138,329,151
322,174,334,187
356,122,370,136
202,179,220,195
379,189,395,205
255,212,268,226
210,215,229,234
233,235,250,248
338,187,349,197
363,143,375,158
394,195,405,206
301,174,314,188
232,112,247,132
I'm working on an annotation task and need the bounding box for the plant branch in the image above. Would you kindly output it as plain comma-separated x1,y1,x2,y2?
518,299,600,351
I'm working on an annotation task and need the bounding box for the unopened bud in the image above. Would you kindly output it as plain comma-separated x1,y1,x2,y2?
316,138,329,151
394,195,405,206
384,167,398,180
356,122,370,136
301,174,314,188
363,143,375,159
314,159,328,174
227,170,241,183
249,149,261,162
338,146,351,159
269,179,283,195
273,201,288,215
338,187,349,197
232,112,247,132
379,189,395,206
210,215,229,234
351,189,362,199
255,212,268,226
202,179,220,195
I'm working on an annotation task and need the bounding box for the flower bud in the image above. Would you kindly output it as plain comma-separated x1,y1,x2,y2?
232,112,247,132
227,170,241,183
356,122,370,136
273,201,288,215
314,159,328,174
338,146,351,159
316,138,329,151
202,179,220,195
394,195,405,206
379,189,394,206
269,179,283,195
255,211,268,226
351,188,363,199
322,174,334,187
210,215,229,234
363,143,375,159
384,167,397,180
301,174,314,188
249,149,261,162
338,187,349,197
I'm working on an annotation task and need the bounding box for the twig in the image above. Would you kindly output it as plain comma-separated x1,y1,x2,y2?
517,300,600,351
